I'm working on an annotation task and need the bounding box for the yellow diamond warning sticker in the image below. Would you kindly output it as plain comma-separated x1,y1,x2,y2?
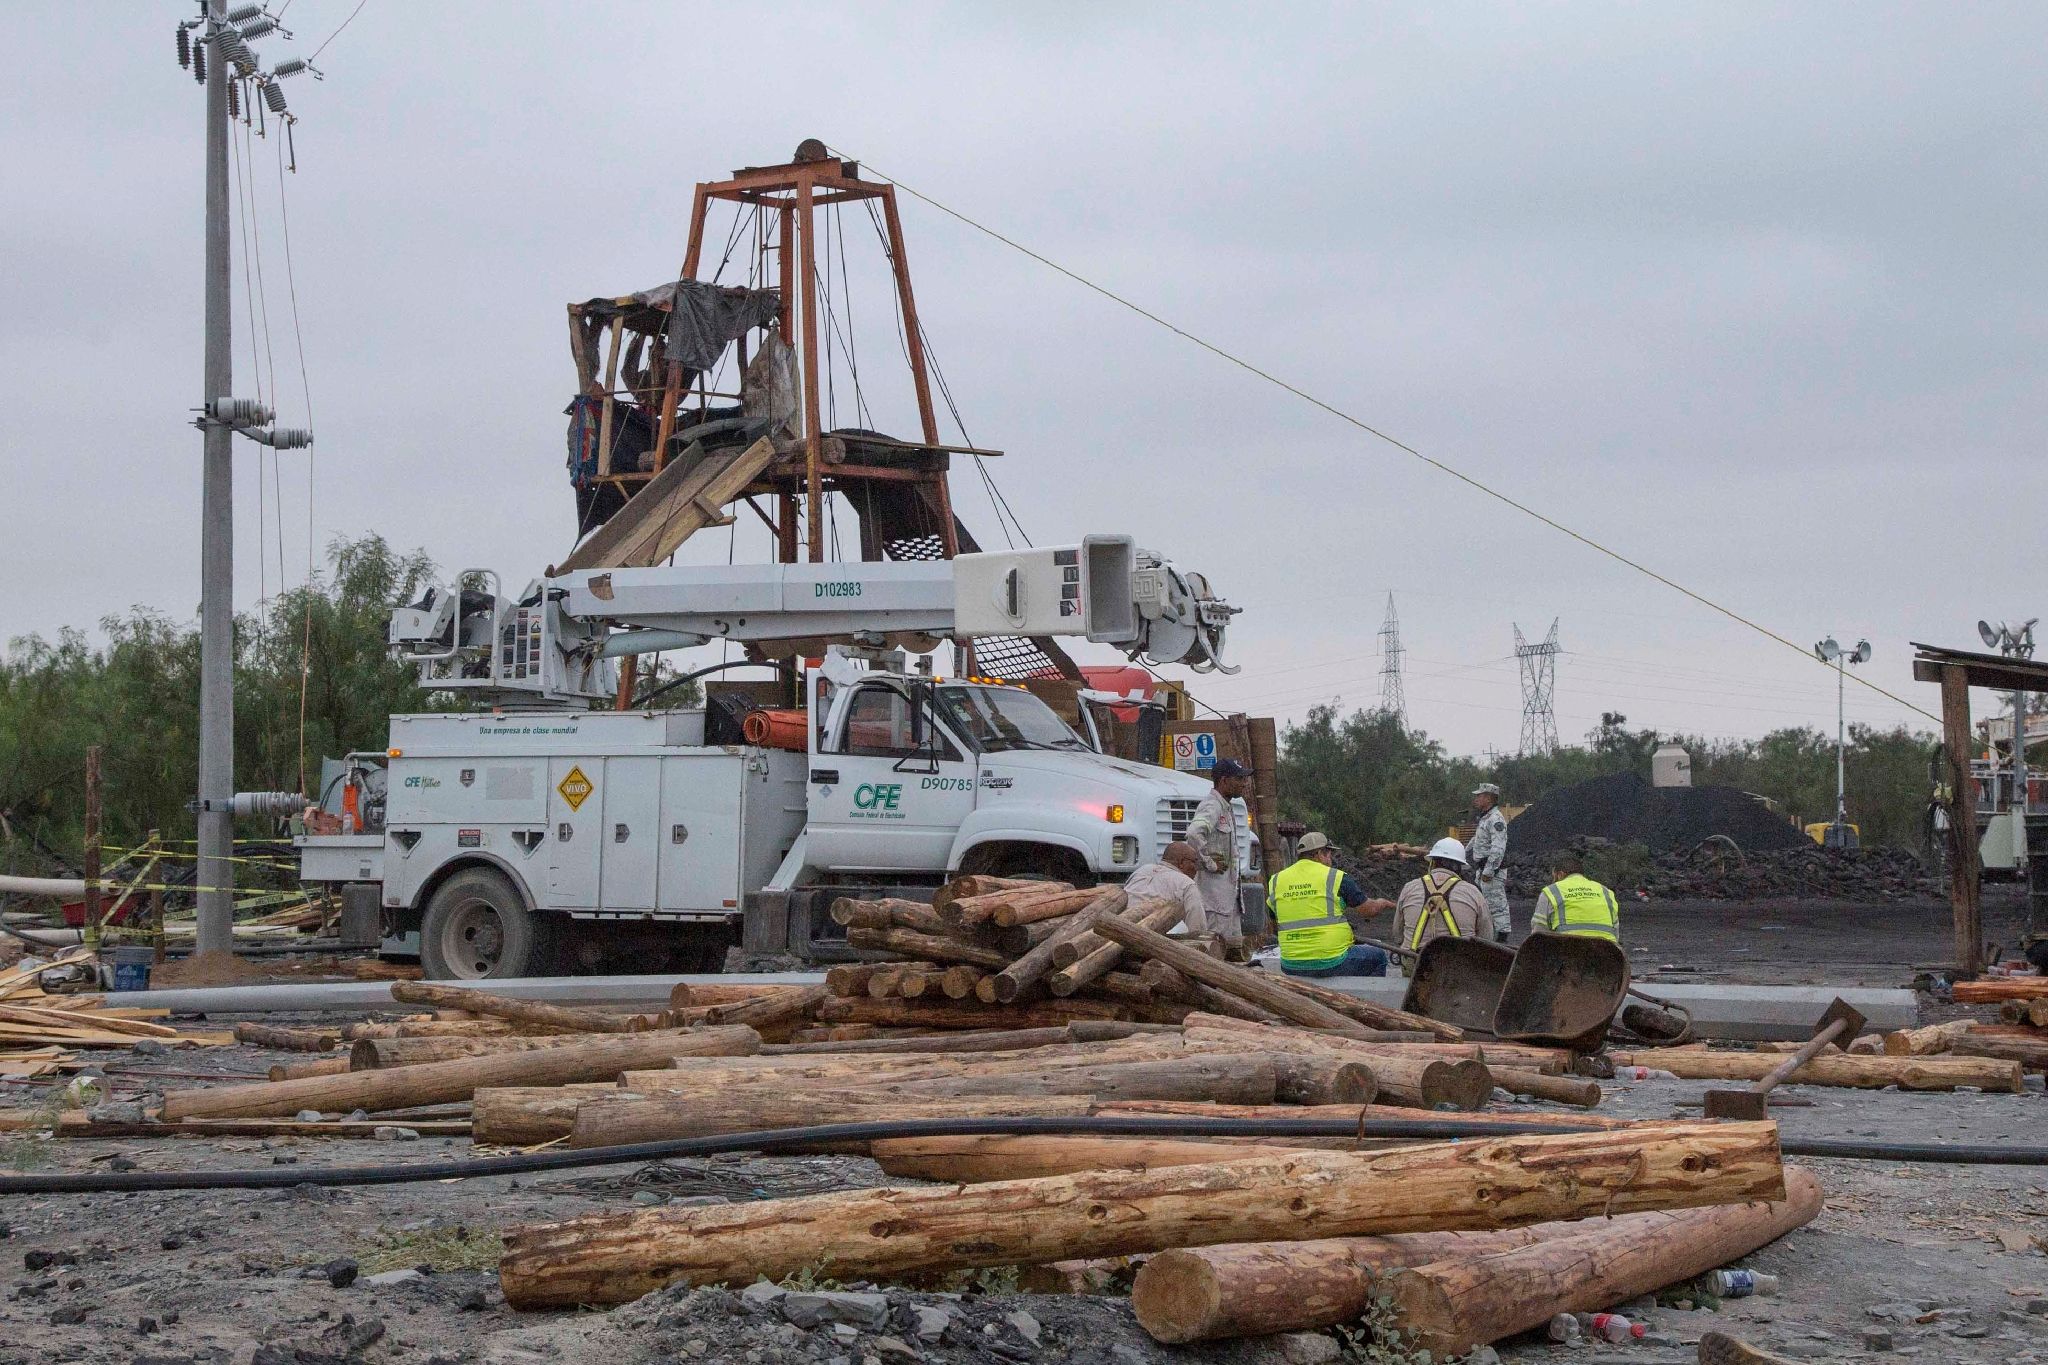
556,765,594,811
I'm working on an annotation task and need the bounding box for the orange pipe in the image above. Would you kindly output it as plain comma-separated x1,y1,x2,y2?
742,709,809,751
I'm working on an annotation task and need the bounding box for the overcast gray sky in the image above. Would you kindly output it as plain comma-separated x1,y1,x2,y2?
4,2,2044,757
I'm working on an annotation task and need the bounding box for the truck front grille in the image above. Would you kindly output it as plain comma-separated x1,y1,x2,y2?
1156,798,1198,847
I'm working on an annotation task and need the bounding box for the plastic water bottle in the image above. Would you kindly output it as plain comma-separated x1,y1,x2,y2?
1616,1066,1679,1082
1547,1313,1582,1343
1580,1313,1644,1343
1711,1269,1779,1298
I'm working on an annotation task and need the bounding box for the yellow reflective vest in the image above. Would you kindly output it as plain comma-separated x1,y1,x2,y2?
1267,858,1353,963
1537,873,1621,941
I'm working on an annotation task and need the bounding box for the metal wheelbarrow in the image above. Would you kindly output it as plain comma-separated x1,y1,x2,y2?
1493,930,1631,1051
1400,937,1517,1035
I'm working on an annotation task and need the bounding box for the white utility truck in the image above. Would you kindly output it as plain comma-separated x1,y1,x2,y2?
296,537,1242,978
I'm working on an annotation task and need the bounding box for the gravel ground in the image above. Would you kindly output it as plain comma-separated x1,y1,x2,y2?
3,890,2044,1365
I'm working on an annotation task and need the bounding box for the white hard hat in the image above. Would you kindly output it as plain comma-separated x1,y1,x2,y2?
1428,837,1468,866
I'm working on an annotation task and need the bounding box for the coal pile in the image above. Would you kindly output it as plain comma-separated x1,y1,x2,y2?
1506,772,1811,860
1502,843,1931,902
1332,848,1427,900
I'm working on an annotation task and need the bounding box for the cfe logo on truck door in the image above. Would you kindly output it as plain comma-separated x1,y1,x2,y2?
849,783,905,820
556,765,595,811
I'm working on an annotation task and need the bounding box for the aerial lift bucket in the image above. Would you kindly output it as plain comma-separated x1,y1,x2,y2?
1492,930,1632,1051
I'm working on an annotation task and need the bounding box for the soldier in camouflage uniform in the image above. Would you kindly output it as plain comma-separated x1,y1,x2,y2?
1467,783,1512,939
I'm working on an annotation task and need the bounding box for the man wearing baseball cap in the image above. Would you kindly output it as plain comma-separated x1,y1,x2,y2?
1467,783,1512,939
1267,831,1393,976
1184,758,1252,944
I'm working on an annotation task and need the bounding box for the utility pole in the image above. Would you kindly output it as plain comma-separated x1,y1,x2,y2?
1377,593,1406,729
177,3,315,956
1813,635,1871,845
195,0,236,957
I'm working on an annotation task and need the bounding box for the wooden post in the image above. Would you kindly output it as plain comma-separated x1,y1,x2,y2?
594,315,624,478
81,746,102,936
147,827,164,964
1132,1167,1822,1345
795,175,824,561
498,1121,1786,1307
1942,663,1983,974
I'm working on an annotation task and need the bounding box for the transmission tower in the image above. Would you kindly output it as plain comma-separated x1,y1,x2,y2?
1377,593,1406,728
1514,618,1560,756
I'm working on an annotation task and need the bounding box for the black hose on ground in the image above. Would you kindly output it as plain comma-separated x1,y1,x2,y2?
6,1114,2048,1196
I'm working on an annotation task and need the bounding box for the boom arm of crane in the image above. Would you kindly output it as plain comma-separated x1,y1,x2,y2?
389,535,1238,706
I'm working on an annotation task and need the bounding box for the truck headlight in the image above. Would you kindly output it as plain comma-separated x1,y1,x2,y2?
1105,804,1125,824
1111,836,1138,864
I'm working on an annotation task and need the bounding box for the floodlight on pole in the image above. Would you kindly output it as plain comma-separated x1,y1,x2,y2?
1813,635,1872,843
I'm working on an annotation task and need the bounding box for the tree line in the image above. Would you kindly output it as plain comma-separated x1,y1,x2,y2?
1275,704,1938,855
3,535,1938,875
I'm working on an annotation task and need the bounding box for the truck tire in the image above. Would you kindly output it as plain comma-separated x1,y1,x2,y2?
421,868,549,980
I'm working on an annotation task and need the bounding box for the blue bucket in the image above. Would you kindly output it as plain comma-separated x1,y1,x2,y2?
110,946,153,992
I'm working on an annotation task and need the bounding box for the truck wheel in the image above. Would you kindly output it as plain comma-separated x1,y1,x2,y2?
988,847,1093,887
421,868,547,979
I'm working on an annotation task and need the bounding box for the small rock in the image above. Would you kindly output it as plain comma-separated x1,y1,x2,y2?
162,1309,180,1325
2029,1298,2048,1316
361,1268,422,1288
87,1102,147,1124
1005,1310,1042,1346
346,1109,369,1122
271,1155,297,1166
131,1038,169,1055
740,1281,787,1311
869,1336,919,1362
457,1286,490,1312
830,1323,861,1341
24,1250,78,1270
372,1125,420,1141
1868,1303,1922,1323
1277,1332,1341,1365
138,1316,159,1335
781,1290,891,1331
51,1306,88,1325
631,1190,666,1206
911,1304,955,1342
680,1341,708,1359
160,1236,184,1250
295,1110,325,1123
322,1258,359,1288
1863,1329,1895,1351
1464,1350,1501,1365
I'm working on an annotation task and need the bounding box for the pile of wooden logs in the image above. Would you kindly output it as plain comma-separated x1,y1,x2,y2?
66,872,1892,1353
0,949,228,1057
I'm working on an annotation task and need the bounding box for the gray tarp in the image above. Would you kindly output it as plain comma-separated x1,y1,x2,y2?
579,280,783,372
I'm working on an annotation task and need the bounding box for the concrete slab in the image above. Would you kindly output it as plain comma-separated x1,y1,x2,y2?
108,972,822,1015
111,970,1915,1038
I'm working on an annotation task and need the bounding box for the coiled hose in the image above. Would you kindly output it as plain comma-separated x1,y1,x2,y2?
5,1114,2048,1195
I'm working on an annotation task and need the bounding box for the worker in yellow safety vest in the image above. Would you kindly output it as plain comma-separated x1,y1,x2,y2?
1265,832,1394,977
1533,848,1621,942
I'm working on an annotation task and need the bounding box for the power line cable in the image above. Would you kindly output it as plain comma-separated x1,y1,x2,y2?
307,0,369,62
836,149,1941,726
274,128,318,799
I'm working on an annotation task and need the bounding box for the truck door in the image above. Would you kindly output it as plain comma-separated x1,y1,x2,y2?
546,758,601,910
806,680,977,872
599,757,660,910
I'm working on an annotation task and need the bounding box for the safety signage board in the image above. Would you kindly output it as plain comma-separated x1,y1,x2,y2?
1172,731,1218,772
556,765,594,811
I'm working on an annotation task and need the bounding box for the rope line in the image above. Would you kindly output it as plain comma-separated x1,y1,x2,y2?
837,150,1940,726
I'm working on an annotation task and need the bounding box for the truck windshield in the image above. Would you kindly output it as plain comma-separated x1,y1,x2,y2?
935,685,1091,753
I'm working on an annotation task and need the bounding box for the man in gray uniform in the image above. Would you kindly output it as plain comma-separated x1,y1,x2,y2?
1468,782,1512,939
1184,758,1250,944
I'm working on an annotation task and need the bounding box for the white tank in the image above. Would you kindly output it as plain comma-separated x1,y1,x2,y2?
1652,742,1692,788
